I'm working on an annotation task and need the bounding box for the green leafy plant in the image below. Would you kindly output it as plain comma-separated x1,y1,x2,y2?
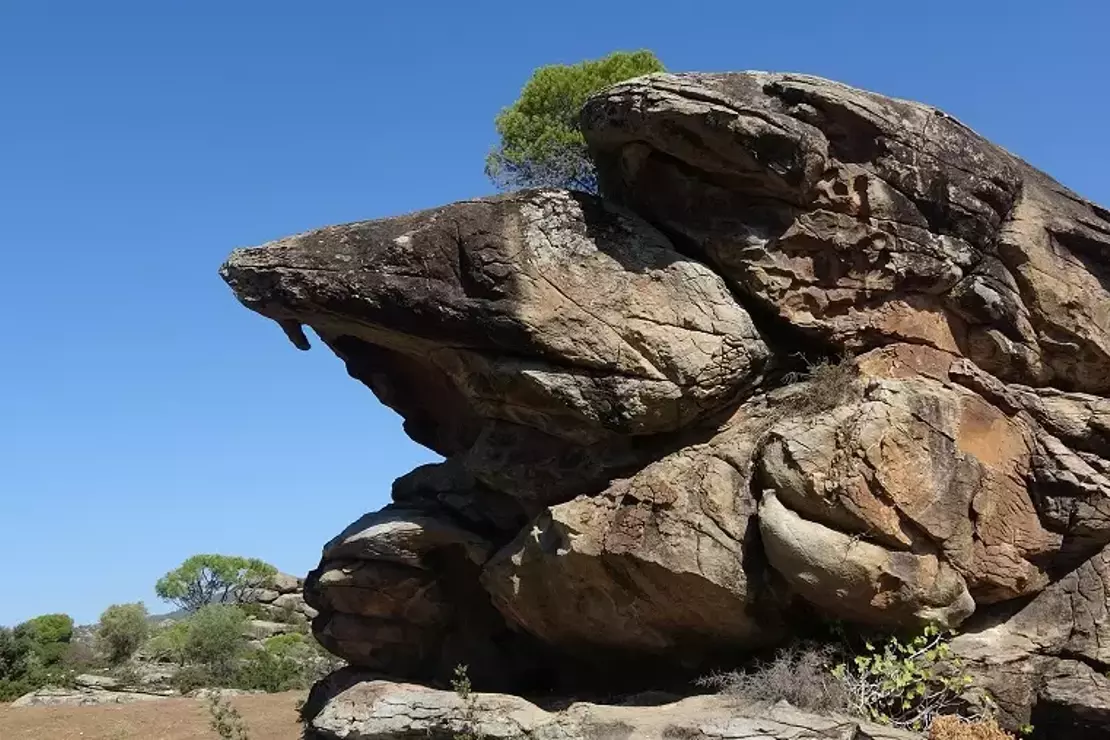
172,664,219,693
206,691,251,740
0,613,78,698
183,604,248,682
0,626,38,701
486,50,664,193
14,613,74,668
451,663,484,740
233,634,314,692
96,602,150,665
156,554,277,613
146,620,190,665
831,624,975,731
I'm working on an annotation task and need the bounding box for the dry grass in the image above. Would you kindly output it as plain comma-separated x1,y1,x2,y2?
697,645,848,715
773,356,860,419
929,715,1015,740
0,691,305,740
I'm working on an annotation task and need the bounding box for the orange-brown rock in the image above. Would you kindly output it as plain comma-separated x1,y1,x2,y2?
224,70,1110,733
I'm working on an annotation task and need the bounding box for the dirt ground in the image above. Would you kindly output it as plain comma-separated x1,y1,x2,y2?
0,691,306,740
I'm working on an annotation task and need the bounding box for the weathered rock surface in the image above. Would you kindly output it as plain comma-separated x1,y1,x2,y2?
222,71,1110,737
240,570,318,622
10,685,175,707
303,673,920,740
583,72,1110,395
481,400,784,660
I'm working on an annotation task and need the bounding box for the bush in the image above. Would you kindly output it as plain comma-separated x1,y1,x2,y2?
697,644,848,714
234,648,305,693
701,627,993,734
0,613,76,698
206,691,251,740
930,716,1015,740
832,625,976,731
0,626,37,701
172,664,221,693
183,605,248,680
486,50,665,193
233,634,315,693
60,640,100,672
146,620,190,665
96,603,150,665
14,613,74,668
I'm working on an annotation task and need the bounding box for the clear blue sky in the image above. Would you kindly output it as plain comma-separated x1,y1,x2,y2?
1,1,1106,626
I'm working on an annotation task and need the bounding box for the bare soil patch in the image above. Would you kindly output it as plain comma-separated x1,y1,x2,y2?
0,690,305,740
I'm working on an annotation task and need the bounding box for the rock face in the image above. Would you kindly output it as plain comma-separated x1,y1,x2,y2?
222,72,1110,735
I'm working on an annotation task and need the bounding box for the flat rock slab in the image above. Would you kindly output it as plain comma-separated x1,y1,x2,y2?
305,677,920,740
10,686,174,707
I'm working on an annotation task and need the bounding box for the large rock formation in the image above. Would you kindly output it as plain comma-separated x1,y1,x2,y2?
222,72,1110,737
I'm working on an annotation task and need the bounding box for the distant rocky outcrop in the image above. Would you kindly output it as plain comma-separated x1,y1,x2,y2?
240,571,317,623
222,72,1110,738
10,674,176,707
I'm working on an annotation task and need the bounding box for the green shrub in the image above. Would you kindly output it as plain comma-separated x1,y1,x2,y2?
146,620,189,665
0,625,37,701
1,614,76,698
234,647,306,693
96,603,150,665
172,664,220,693
451,664,483,740
14,613,74,669
832,625,976,731
232,633,315,692
183,605,248,679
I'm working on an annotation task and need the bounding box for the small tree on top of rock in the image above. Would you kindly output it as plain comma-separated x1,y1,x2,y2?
155,554,277,613
485,50,665,193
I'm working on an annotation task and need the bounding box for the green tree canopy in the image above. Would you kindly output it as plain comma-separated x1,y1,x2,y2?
14,613,73,647
13,613,73,668
96,603,150,665
155,554,277,613
0,627,36,701
486,50,664,193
